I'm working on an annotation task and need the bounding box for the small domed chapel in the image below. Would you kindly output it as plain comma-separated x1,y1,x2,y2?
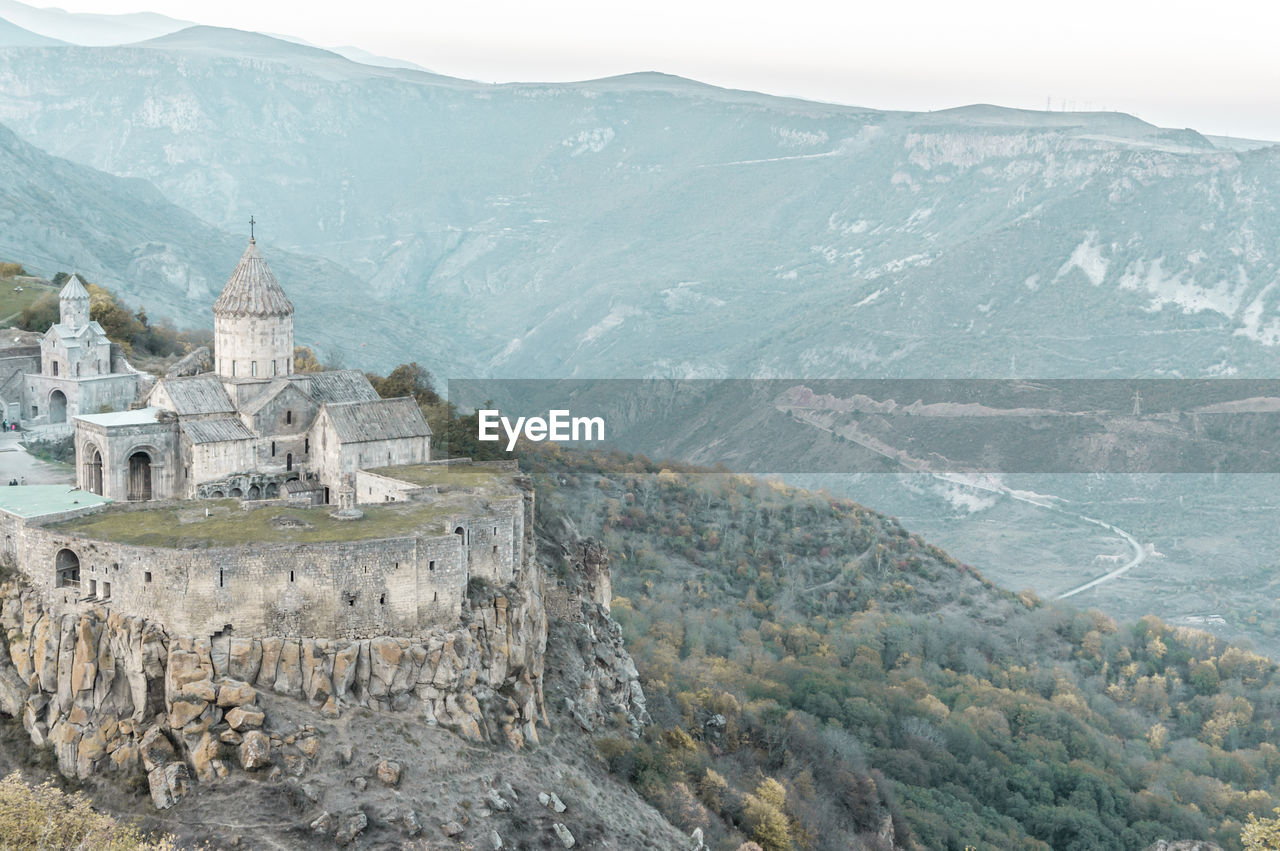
73,237,431,502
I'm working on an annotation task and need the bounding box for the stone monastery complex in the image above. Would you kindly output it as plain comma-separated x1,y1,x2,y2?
0,239,532,642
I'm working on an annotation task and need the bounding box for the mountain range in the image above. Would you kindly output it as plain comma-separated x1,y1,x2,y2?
0,25,1279,382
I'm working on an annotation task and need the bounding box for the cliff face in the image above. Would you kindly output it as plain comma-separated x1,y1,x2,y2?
0,569,547,809
0,520,651,830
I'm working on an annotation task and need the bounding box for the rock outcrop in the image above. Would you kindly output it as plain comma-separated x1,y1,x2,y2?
542,527,650,735
0,564,548,807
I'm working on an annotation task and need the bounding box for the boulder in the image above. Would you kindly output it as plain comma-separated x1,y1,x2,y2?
168,697,207,729
336,812,368,847
225,705,265,730
552,823,576,848
485,788,511,812
148,762,189,809
239,730,271,770
139,725,176,772
375,759,401,787
188,730,226,782
217,680,256,707
310,812,334,834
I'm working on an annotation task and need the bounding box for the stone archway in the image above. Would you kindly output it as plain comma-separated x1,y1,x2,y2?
83,444,103,495
48,389,67,424
247,484,261,500
127,451,153,501
55,549,80,588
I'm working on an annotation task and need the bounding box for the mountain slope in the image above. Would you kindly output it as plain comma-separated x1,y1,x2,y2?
0,0,188,45
1,32,1280,378
0,16,63,46
0,118,422,369
529,448,1277,850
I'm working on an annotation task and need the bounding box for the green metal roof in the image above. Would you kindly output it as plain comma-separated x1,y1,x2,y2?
0,485,112,519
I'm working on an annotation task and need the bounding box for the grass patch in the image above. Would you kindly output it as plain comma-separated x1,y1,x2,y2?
365,462,511,490
0,279,56,327
50,499,470,548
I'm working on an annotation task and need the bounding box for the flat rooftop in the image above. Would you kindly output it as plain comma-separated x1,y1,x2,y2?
47,463,522,548
74,407,165,427
0,485,113,519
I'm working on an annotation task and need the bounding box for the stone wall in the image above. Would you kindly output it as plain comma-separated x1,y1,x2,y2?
10,519,472,640
24,372,139,426
354,469,424,504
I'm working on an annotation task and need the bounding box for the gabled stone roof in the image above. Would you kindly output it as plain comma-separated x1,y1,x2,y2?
304,369,380,405
322,397,432,443
212,240,294,318
157,375,235,415
242,378,311,416
181,417,255,445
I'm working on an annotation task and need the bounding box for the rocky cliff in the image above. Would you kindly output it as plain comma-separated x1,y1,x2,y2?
0,576,545,810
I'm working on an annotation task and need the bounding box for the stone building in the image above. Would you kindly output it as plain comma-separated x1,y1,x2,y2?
0,276,142,427
73,238,431,502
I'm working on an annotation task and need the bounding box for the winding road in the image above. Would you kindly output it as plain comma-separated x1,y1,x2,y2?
783,406,1151,600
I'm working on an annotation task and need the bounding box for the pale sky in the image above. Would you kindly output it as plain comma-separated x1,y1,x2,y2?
27,0,1280,140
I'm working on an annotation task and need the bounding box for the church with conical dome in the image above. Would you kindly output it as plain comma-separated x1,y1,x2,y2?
72,239,431,502
7,274,142,428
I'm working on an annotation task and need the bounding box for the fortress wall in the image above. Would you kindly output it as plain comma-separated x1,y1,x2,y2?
455,495,523,585
10,521,475,640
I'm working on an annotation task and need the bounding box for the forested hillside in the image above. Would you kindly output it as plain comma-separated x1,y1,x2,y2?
528,448,1280,850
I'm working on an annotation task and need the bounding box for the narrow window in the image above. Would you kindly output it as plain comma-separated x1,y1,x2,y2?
304,438,309,454
231,362,236,377
52,361,58,376
286,410,292,424
433,591,438,602
145,571,152,583
219,569,224,588
379,594,385,605
289,570,294,582
251,361,258,377
348,598,355,607
272,361,278,376
102,582,110,599
429,560,435,571
75,363,80,377
286,453,293,471
271,441,276,457
492,546,498,555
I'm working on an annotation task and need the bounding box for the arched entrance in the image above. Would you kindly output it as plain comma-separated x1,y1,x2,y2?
127,451,153,501
230,487,243,498
49,390,67,424
55,549,80,588
247,484,261,499
83,445,103,495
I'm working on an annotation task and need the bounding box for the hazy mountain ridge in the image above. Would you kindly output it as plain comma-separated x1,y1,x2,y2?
1,29,1279,378
0,119,426,370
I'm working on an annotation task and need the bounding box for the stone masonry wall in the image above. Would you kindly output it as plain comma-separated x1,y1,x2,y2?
11,521,471,640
